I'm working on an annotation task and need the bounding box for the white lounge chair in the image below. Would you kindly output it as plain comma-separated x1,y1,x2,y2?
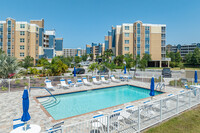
60,79,69,88
110,75,120,83
82,77,92,86
45,80,54,90
46,121,64,133
101,76,110,84
67,79,75,87
92,76,101,85
76,78,84,86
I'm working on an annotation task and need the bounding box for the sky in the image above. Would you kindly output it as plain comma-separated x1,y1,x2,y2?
1,0,200,48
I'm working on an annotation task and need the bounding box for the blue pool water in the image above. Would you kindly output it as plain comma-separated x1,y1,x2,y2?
38,85,163,120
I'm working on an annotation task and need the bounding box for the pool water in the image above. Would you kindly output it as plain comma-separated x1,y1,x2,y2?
38,85,163,120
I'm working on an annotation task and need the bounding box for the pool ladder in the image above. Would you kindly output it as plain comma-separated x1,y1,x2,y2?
156,82,165,91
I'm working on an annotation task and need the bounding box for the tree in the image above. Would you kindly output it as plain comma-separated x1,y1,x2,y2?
44,57,68,76
124,53,134,73
20,56,34,69
175,52,182,63
89,54,94,61
105,61,116,74
141,53,151,67
185,52,193,64
81,54,88,61
0,53,18,79
191,48,200,66
88,63,96,75
74,56,82,66
113,55,124,66
103,49,113,63
37,58,50,67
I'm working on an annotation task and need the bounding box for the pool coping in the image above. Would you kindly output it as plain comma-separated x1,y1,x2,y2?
33,83,166,123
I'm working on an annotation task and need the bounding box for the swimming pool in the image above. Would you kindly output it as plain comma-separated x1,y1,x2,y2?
37,85,163,120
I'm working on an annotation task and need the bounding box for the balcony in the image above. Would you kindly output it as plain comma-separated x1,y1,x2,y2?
162,58,171,61
7,28,11,32
7,34,11,39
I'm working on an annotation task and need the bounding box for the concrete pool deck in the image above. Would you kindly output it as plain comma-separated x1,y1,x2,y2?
0,79,184,132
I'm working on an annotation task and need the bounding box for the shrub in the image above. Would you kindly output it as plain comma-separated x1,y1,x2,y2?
24,82,29,86
40,83,45,87
23,77,26,79
1,86,8,91
15,79,20,84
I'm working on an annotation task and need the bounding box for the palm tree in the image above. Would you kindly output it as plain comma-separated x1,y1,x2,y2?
88,63,96,76
21,56,34,69
0,53,18,79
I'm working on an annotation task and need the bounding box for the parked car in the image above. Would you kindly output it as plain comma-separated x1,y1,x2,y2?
72,68,85,74
162,68,172,78
97,68,109,75
130,67,136,71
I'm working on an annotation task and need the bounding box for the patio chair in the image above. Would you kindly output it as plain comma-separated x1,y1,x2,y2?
110,75,120,83
92,76,101,85
119,75,125,81
101,76,110,84
67,79,75,87
45,80,54,90
76,78,84,86
184,83,191,90
92,113,120,132
82,77,92,86
13,118,25,129
60,79,69,88
46,121,64,133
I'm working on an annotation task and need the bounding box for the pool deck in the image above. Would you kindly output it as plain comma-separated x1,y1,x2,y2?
0,79,184,132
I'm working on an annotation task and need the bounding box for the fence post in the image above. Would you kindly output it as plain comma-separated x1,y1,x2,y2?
107,115,110,133
192,78,193,85
138,106,140,132
29,77,30,89
160,99,162,122
176,95,179,114
9,79,10,93
189,91,191,108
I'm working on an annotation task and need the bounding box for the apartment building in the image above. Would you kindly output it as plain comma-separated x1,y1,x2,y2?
0,18,63,63
63,48,86,57
105,21,170,67
166,43,200,59
86,43,105,59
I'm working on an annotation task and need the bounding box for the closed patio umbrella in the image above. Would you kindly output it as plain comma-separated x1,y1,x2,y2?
149,77,155,99
194,71,198,85
124,66,126,74
21,89,31,131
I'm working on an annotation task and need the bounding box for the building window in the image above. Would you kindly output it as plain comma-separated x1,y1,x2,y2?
125,47,129,51
20,45,25,50
8,38,11,42
125,33,129,37
0,38,3,42
20,52,24,57
20,38,25,43
12,31,14,34
8,45,11,49
0,31,3,35
36,34,38,37
162,27,166,32
20,31,25,36
145,26,150,31
20,24,25,28
0,24,3,28
12,24,14,28
125,40,129,44
125,26,129,30
36,27,38,31
12,38,14,42
12,45,14,49
36,40,38,44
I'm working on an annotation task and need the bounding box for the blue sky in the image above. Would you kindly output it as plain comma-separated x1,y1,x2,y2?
1,0,200,48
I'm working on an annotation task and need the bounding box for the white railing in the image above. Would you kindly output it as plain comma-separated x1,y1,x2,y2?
45,87,200,133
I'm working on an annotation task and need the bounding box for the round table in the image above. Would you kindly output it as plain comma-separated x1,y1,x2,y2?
10,124,41,133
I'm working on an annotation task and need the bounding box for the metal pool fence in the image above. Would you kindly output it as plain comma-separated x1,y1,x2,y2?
44,88,200,133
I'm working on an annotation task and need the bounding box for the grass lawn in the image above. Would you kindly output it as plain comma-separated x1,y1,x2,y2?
145,105,200,133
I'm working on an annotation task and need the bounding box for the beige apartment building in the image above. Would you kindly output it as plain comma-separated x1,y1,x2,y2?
105,21,170,67
0,18,63,64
